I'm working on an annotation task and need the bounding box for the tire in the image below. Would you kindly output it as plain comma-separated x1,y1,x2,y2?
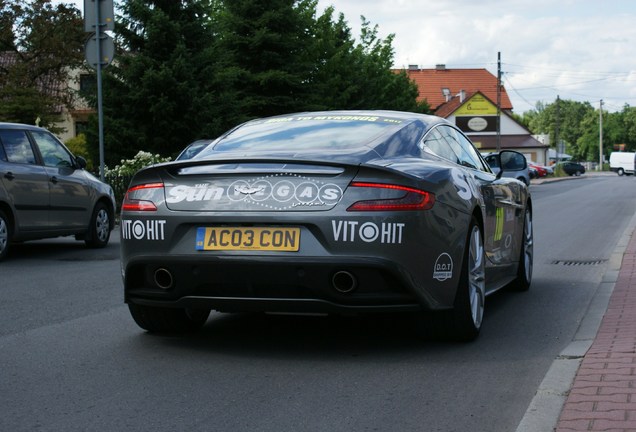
450,219,486,341
128,303,210,333
85,202,111,248
575,170,582,176
0,209,10,261
618,168,625,176
509,207,533,292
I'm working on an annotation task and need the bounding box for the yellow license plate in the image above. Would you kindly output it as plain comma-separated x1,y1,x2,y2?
195,227,300,251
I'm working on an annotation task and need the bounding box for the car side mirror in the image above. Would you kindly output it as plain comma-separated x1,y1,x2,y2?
75,156,87,170
500,150,527,172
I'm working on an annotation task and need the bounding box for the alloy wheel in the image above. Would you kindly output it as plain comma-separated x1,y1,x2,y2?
467,225,486,328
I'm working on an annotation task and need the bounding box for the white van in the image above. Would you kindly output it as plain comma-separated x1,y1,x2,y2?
609,152,636,176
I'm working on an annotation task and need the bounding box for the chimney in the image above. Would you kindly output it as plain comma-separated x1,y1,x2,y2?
435,64,446,71
457,90,466,102
408,64,419,71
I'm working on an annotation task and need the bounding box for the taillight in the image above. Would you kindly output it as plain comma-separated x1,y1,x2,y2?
347,182,435,211
121,182,164,212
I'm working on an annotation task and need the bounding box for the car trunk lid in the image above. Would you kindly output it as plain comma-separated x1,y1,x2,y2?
161,160,357,212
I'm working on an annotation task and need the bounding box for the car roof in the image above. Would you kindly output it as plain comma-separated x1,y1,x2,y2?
0,122,48,132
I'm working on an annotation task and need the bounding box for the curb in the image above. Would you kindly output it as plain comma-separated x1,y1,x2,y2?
515,200,636,432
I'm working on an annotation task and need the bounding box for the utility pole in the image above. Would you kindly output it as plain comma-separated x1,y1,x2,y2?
599,99,604,171
555,95,560,165
496,52,501,153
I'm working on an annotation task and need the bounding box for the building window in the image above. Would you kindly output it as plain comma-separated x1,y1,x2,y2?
79,74,96,94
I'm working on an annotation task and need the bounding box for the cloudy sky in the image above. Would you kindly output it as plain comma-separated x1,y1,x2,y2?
316,0,636,113
62,0,636,113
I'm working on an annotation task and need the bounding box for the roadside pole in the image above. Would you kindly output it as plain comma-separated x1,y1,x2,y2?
83,0,115,181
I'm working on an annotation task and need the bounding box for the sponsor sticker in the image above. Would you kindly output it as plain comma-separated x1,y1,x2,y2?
331,220,405,244
166,174,343,210
121,219,166,241
433,253,453,281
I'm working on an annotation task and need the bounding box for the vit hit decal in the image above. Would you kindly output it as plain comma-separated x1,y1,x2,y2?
331,220,405,244
121,219,166,241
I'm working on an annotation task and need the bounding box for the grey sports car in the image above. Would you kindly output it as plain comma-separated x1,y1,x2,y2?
121,111,532,341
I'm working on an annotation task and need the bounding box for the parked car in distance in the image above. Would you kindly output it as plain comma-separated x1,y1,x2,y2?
175,139,213,160
527,160,553,177
483,152,530,185
0,123,116,261
557,161,586,176
609,151,635,176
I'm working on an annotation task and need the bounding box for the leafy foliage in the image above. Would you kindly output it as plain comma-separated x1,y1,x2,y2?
3,0,429,167
64,133,93,171
91,0,428,165
0,0,85,131
104,150,172,210
522,99,636,161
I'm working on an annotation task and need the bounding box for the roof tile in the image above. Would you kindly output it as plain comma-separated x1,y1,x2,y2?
398,67,513,111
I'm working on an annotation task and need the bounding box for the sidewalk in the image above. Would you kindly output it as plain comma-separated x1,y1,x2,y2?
555,229,636,431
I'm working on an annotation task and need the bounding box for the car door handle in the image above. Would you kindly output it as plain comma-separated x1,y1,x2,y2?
50,176,59,184
4,172,14,180
496,199,524,209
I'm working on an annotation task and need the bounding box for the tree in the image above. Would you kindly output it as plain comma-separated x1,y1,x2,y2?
94,0,426,163
0,0,85,131
523,98,594,160
97,0,229,164
303,9,428,113
215,0,319,119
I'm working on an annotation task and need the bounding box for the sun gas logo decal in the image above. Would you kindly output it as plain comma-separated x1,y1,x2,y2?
433,253,453,281
166,174,343,210
331,220,405,244
121,219,166,241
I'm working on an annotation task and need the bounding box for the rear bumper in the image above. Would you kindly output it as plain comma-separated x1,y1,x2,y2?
124,254,425,314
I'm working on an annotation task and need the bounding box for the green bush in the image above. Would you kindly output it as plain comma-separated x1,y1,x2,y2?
553,164,566,177
65,133,94,171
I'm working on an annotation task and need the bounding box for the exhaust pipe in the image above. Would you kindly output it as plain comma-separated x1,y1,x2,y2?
154,268,174,290
332,271,357,293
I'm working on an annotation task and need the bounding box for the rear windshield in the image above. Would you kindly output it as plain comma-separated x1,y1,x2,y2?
203,115,405,155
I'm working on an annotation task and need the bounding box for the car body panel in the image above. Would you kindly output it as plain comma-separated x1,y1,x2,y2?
121,111,530,317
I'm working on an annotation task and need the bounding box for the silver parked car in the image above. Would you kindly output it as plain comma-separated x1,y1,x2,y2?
0,123,116,261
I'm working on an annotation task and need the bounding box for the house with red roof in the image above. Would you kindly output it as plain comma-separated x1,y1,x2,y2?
400,64,549,164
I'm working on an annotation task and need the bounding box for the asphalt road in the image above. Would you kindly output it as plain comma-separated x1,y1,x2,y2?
1,173,635,432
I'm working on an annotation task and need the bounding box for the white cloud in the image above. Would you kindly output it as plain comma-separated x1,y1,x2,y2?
317,0,636,112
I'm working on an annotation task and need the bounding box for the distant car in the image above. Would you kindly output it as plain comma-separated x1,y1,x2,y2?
558,161,586,176
121,110,533,341
0,123,116,261
527,161,553,177
483,152,530,185
175,139,213,160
